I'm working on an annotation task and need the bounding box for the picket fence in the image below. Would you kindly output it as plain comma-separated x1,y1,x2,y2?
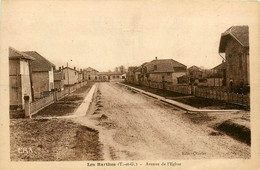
195,87,250,107
30,81,88,114
137,81,250,107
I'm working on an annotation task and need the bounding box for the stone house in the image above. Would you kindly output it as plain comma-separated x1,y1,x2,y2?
9,47,35,109
23,51,55,99
83,67,99,81
141,58,187,86
219,25,249,93
187,65,203,84
126,66,138,83
62,67,79,85
134,67,142,85
54,70,64,91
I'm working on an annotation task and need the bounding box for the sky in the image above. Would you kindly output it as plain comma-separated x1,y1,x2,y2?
0,0,259,72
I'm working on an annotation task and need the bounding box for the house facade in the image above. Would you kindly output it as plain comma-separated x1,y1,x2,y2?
23,51,55,99
9,47,35,109
219,25,249,93
54,70,64,91
141,58,187,86
126,66,137,83
62,67,79,85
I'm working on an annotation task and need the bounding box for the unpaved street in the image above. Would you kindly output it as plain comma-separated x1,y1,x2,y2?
75,82,250,160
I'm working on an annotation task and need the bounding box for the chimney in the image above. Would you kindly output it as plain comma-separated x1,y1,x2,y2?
74,67,76,70
155,56,158,60
62,66,64,69
59,67,61,71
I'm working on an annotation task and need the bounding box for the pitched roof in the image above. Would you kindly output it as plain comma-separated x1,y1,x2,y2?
188,65,203,72
84,67,98,72
62,66,79,72
213,62,226,70
219,25,249,53
54,71,63,81
9,47,35,60
146,59,187,73
23,51,55,72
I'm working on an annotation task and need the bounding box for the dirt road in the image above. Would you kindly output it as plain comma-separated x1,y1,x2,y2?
74,82,250,160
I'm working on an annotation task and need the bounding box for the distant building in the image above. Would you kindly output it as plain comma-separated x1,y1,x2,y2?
141,58,187,86
219,25,249,93
134,67,142,85
54,69,64,91
62,67,79,85
126,66,138,83
83,67,99,81
187,65,204,84
9,47,35,109
23,51,55,99
96,72,125,82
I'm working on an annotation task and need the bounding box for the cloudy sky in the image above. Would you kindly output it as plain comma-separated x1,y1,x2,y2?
0,0,258,71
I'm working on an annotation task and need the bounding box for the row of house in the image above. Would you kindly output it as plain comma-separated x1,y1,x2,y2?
126,57,188,87
126,25,250,94
82,67,126,82
9,47,86,109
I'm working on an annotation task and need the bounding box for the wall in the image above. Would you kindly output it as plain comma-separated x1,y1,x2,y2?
48,67,54,90
225,38,249,91
32,71,49,98
63,68,78,85
9,59,22,107
172,72,186,85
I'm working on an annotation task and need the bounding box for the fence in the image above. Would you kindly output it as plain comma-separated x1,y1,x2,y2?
134,80,250,107
195,87,250,106
148,81,192,95
30,81,88,115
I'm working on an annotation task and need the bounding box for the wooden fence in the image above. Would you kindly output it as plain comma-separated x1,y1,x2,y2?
148,81,192,95
135,80,250,107
195,87,250,106
30,81,88,115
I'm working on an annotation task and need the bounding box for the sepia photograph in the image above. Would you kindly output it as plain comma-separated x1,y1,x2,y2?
0,0,260,169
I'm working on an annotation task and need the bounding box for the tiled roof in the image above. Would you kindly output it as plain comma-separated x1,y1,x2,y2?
188,65,203,72
54,71,63,81
23,51,55,72
219,25,249,53
9,47,35,60
85,67,98,72
146,59,187,73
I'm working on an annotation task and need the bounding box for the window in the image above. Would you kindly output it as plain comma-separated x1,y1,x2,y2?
117,76,119,78
167,73,170,76
154,65,157,70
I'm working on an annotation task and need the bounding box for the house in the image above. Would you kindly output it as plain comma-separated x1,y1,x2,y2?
23,51,55,99
205,62,226,87
78,71,83,83
141,57,187,86
83,67,99,81
134,66,142,85
62,67,79,85
219,25,249,93
126,66,138,83
9,47,35,109
54,69,64,91
96,72,125,82
188,65,203,84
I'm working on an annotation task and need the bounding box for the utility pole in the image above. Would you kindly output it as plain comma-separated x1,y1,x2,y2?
67,62,70,93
